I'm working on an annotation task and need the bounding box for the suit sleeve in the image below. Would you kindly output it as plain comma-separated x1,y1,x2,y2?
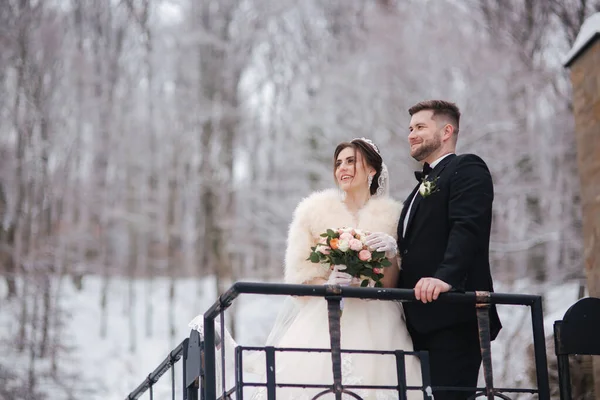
434,154,493,290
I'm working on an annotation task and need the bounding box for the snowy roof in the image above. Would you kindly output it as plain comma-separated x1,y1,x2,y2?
564,12,600,67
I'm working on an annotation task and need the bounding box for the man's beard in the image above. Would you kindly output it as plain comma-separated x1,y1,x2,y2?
411,135,442,162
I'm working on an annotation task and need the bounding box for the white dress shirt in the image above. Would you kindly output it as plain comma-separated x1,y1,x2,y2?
402,153,454,237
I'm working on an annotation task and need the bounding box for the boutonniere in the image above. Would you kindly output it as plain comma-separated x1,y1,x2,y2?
418,176,439,198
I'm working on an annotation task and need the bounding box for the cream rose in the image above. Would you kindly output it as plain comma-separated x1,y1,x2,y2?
338,239,350,252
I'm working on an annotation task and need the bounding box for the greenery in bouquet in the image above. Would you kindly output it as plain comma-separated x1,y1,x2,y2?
307,227,392,287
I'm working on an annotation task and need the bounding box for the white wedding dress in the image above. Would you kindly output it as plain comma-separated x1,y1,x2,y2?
252,296,422,400
190,295,423,400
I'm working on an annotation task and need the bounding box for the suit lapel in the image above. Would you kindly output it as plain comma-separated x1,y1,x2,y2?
399,183,420,239
403,154,456,238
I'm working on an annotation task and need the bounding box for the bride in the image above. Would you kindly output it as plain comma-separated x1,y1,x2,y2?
190,138,423,399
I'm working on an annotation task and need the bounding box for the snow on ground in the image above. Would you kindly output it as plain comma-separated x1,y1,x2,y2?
64,275,288,400
488,280,585,395
0,276,586,399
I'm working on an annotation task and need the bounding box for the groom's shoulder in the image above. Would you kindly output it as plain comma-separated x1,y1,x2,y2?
454,153,490,170
452,154,493,186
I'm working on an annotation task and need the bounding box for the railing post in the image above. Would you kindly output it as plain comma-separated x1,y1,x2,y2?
418,351,433,399
394,350,408,400
554,321,572,400
203,316,217,400
265,346,276,400
325,286,344,400
171,359,175,400
475,291,495,400
220,311,227,400
200,340,206,400
235,346,244,400
185,332,202,400
531,296,551,400
182,339,189,400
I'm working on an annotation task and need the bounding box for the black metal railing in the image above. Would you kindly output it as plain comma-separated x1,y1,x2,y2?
126,282,552,400
233,346,432,400
125,328,205,400
125,339,185,400
553,296,600,400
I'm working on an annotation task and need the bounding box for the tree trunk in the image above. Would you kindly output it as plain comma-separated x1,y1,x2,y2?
36,58,53,359
0,184,17,298
127,169,138,354
193,0,245,337
71,0,86,292
14,0,33,348
167,154,179,342
126,0,156,339
5,0,33,300
27,287,39,396
92,0,125,339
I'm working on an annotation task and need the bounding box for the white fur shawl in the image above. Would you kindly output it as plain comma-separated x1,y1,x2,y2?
284,189,403,285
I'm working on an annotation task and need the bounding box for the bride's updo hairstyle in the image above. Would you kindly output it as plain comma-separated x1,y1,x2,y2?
333,138,384,196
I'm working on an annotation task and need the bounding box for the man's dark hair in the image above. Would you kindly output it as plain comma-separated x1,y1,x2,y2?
408,100,461,135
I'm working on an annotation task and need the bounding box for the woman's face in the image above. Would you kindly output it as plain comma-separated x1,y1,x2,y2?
335,146,374,194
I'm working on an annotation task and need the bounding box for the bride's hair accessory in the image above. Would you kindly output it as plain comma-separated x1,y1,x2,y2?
351,137,389,197
377,162,389,197
352,137,380,155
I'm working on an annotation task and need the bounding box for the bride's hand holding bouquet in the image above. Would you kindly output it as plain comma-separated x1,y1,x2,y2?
307,227,393,288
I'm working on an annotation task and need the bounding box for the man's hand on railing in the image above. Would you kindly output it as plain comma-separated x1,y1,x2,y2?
414,277,451,303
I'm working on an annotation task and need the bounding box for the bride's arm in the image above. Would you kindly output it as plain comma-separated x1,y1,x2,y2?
284,199,330,285
363,197,402,289
304,277,327,285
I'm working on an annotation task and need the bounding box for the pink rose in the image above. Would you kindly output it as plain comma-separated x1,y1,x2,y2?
349,239,363,252
373,267,382,274
319,237,327,244
358,249,372,261
340,232,354,241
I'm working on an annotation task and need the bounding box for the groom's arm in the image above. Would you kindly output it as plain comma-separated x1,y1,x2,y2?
433,154,493,290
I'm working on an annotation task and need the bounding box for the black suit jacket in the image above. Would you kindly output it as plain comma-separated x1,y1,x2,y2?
397,153,502,340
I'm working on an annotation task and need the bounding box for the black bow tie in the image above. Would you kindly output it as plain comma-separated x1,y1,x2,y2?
414,163,432,182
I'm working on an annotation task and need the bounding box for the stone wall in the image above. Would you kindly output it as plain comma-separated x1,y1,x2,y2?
567,28,600,400
569,37,600,300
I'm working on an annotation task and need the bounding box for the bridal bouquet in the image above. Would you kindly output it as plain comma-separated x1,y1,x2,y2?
307,227,392,288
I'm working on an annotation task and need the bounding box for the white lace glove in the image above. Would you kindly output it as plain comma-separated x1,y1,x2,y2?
365,232,398,258
326,265,359,312
326,265,354,285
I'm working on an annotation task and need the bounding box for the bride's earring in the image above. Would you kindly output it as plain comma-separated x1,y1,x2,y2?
367,174,373,189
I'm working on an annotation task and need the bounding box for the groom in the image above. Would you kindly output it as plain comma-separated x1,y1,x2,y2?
400,100,501,399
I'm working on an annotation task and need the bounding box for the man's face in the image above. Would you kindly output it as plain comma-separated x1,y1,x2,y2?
408,110,443,162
